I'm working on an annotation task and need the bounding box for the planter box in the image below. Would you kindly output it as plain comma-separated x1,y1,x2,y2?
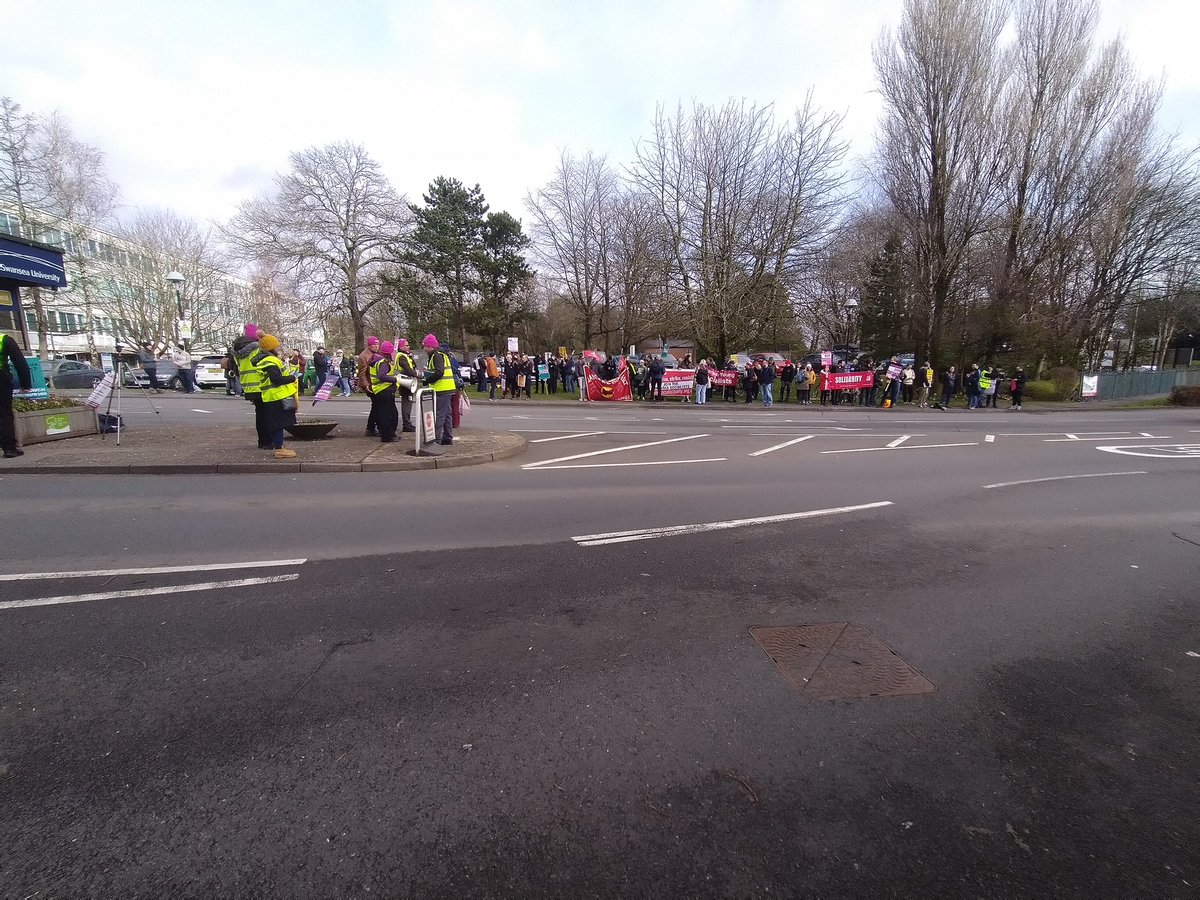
15,406,99,444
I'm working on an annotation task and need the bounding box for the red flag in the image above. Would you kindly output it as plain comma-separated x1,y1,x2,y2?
583,359,633,401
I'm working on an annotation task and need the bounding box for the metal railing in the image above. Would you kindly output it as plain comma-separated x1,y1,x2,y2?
1082,368,1200,400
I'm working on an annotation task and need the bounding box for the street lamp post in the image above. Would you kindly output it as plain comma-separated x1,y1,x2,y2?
845,298,859,352
166,271,188,354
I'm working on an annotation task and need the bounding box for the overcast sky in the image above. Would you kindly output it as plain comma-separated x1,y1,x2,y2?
3,0,1197,230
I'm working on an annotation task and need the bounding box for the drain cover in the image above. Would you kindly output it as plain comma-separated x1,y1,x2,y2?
750,624,934,700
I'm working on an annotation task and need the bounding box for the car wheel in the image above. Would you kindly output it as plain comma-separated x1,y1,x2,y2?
91,376,102,387
168,376,182,391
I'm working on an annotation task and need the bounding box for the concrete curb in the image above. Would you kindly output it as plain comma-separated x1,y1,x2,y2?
0,433,528,476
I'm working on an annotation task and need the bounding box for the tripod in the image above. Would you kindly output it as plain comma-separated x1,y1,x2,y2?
99,345,163,444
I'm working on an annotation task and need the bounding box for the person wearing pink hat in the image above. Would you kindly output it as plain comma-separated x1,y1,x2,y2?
367,340,400,442
421,334,459,445
357,336,382,435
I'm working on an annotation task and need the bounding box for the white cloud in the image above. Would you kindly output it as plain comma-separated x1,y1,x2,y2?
1,0,1194,230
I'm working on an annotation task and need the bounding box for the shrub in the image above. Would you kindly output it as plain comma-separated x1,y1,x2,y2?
1023,380,1059,401
13,395,84,413
1169,386,1200,406
1048,366,1080,400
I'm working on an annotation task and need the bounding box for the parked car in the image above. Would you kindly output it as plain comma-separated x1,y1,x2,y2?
48,358,106,389
124,359,218,391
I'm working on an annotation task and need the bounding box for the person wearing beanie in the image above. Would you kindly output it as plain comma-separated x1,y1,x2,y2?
391,338,419,432
358,336,382,435
366,340,400,442
421,333,459,445
225,324,258,398
253,335,299,458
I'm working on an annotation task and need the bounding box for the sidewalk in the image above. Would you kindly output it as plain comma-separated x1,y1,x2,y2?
1,421,526,475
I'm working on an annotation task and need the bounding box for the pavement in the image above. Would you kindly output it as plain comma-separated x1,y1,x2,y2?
2,418,527,474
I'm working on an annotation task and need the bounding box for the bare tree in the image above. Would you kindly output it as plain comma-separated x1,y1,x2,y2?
629,97,848,361
226,142,409,354
526,150,622,350
872,0,1010,364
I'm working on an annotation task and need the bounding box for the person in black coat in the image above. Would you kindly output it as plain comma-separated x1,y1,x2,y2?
1,332,33,458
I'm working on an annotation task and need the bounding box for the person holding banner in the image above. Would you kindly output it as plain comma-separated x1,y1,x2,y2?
422,334,458,444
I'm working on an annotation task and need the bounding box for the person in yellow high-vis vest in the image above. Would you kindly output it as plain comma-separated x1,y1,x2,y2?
1,332,33,459
421,333,459,445
393,338,420,432
255,334,299,459
368,341,400,443
233,324,269,448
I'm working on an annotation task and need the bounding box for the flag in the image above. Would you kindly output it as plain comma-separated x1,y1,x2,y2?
582,358,633,401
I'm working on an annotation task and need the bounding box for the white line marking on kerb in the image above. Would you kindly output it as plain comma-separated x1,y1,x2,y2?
532,458,726,470
0,558,308,582
573,501,894,547
0,574,300,611
749,436,814,456
982,471,1148,490
529,432,604,443
523,434,707,469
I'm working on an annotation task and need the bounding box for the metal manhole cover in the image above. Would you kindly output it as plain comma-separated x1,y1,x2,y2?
750,624,935,700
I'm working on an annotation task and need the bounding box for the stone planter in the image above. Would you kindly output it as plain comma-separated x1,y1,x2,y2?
15,406,99,444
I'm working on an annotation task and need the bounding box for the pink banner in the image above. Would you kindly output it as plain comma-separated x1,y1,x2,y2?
661,369,695,397
824,370,874,390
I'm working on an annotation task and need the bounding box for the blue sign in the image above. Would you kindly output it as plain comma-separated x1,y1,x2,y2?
0,235,67,289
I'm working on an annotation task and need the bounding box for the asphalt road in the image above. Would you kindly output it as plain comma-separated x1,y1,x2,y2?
2,394,1198,896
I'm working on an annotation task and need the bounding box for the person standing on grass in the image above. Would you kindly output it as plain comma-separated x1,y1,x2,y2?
757,357,775,408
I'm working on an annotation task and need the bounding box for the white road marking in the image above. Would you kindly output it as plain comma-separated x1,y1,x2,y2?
1046,435,1169,442
573,501,894,547
511,429,668,435
522,433,708,469
887,435,911,448
983,471,1148,489
191,408,213,414
749,436,814,457
822,442,978,454
531,458,727,470
985,434,995,443
1097,444,1200,459
0,558,308,582
529,431,605,443
0,574,300,611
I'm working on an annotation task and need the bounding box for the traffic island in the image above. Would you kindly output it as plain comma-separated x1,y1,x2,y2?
0,424,526,475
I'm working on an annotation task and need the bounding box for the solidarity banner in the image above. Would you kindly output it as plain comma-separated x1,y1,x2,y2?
824,370,875,390
661,369,695,397
583,360,633,401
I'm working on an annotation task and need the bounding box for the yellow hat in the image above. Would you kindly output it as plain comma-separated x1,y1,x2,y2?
258,334,280,352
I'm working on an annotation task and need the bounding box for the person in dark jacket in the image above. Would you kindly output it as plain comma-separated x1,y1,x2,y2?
1,332,33,458
779,361,796,402
757,357,776,408
648,356,665,401
1009,366,1026,410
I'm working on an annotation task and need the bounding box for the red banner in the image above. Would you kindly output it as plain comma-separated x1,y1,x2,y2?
824,370,875,390
661,369,695,397
583,361,633,401
708,370,738,387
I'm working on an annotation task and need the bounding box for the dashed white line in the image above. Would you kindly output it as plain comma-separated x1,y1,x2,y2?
0,574,300,611
0,558,308,582
749,436,814,457
529,431,605,443
982,471,1148,490
191,408,213,414
532,458,727,470
573,501,894,546
522,433,708,469
822,442,978,454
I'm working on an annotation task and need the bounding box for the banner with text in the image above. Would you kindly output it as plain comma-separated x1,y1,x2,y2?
824,370,875,390
583,360,633,401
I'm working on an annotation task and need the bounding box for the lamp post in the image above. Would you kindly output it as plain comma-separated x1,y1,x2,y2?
166,271,188,353
844,298,859,355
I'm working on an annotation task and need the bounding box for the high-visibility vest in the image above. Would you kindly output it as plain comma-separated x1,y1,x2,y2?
257,355,294,403
368,355,394,394
426,350,456,393
978,369,992,390
238,347,265,396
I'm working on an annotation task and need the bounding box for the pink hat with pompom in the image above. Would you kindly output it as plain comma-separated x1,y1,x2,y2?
380,341,395,355
422,333,439,349
366,336,380,347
